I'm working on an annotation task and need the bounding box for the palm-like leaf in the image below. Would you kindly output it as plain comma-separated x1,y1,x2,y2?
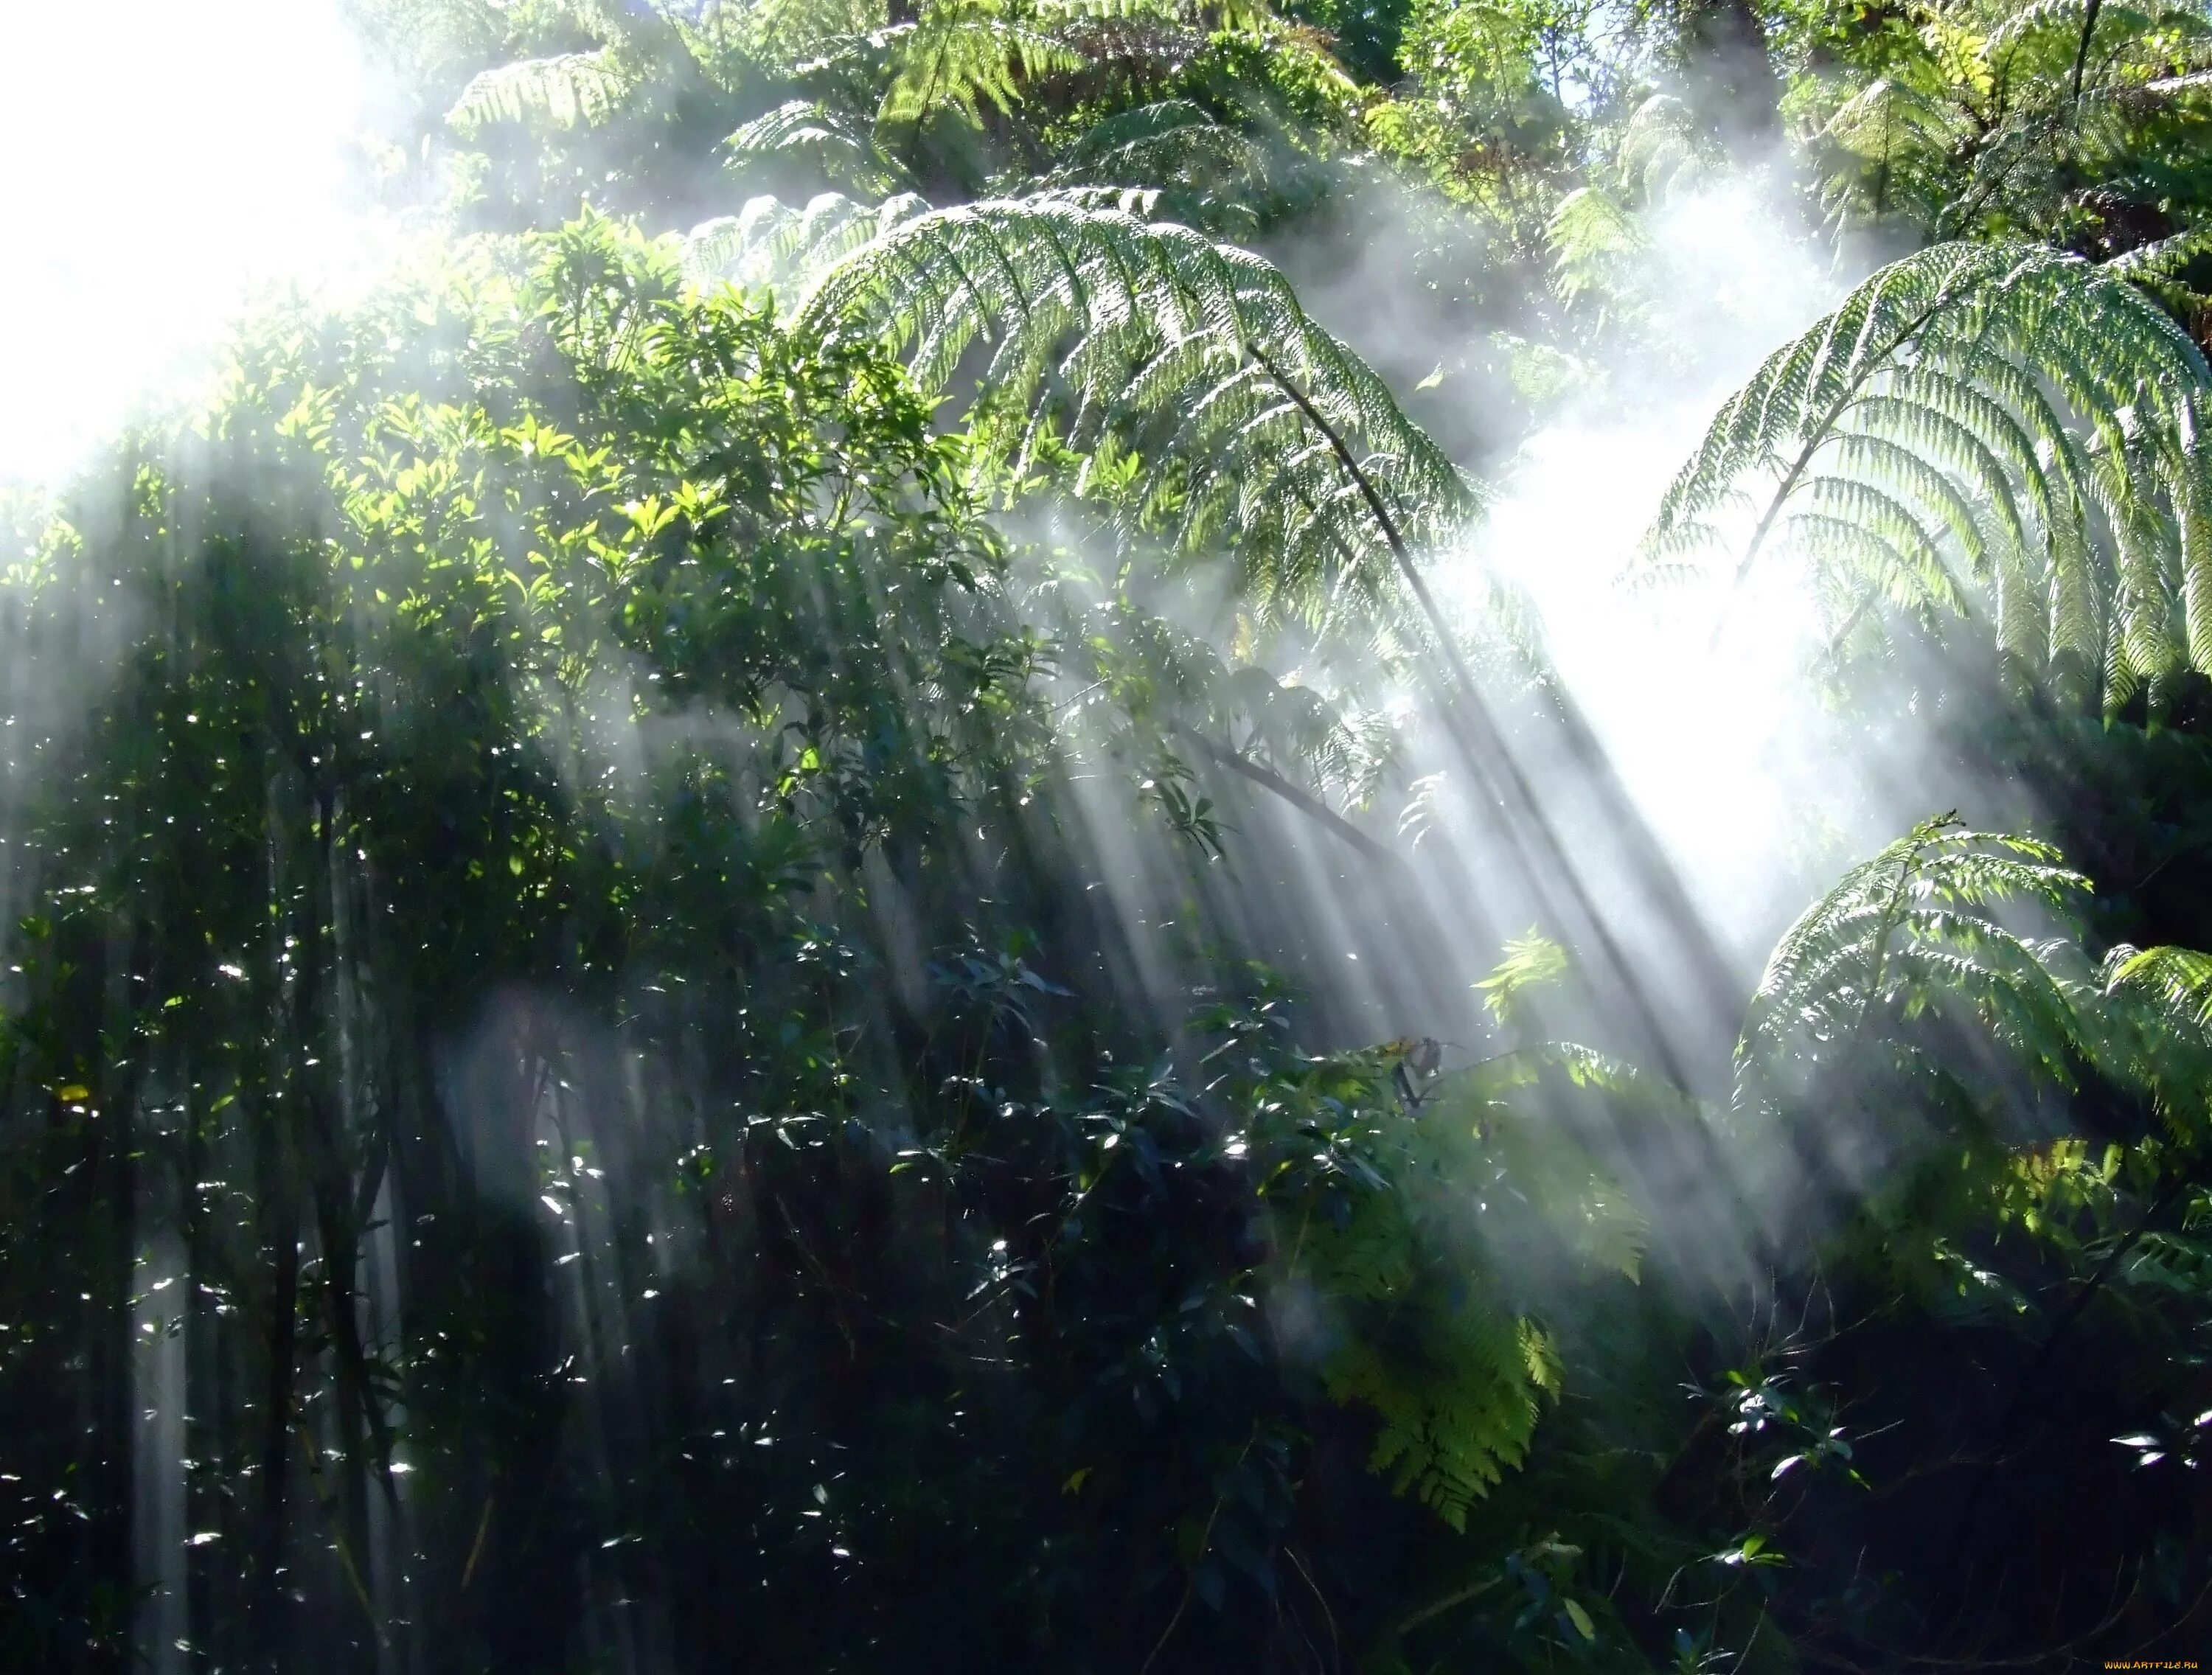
2096,943,2212,1132
447,47,641,132
879,0,1088,125
1800,0,2212,235
1648,243,2212,712
1034,100,1278,236
1735,815,2093,1112
721,98,917,195
684,190,932,290
778,195,1480,630
1616,93,1711,203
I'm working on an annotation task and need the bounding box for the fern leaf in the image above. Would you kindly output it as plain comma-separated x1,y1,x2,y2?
781,195,1480,630
1648,242,2212,708
1736,817,2093,1112
1039,101,1273,236
684,192,931,291
447,48,638,133
720,99,915,195
879,0,1088,125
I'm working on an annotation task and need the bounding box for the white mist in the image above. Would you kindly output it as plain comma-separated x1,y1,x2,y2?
0,1,386,484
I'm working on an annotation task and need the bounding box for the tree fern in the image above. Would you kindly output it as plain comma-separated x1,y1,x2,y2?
448,47,641,132
684,190,932,290
2105,944,2212,1031
866,0,1254,134
1733,816,2093,1113
1031,100,1282,237
1737,817,2212,1155
774,194,1481,633
1646,242,2212,713
878,0,1089,126
1545,185,1640,307
1311,1213,1558,1530
1262,1042,1653,1529
1543,97,1711,317
721,99,917,196
439,0,739,135
2094,943,2212,1132
1616,94,1711,203
1802,0,2212,243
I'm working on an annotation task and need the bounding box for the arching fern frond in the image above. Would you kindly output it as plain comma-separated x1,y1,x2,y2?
1253,1033,1656,1529
1646,242,2212,713
879,0,1087,125
721,99,917,195
785,195,1481,630
2106,944,2212,1030
2096,944,2212,1132
1617,92,1712,203
1545,187,1640,305
1056,97,1237,167
1734,816,2092,1115
1820,75,1975,170
683,192,931,290
1034,100,1276,237
448,47,642,133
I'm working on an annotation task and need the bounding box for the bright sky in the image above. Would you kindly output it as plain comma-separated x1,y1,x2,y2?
0,1,382,484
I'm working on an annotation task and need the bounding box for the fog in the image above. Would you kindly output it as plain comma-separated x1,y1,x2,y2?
0,1,385,484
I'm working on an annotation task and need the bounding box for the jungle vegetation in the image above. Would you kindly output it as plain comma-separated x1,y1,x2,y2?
4,0,2212,1669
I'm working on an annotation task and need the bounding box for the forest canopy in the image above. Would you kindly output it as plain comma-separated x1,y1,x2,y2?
4,0,2212,1671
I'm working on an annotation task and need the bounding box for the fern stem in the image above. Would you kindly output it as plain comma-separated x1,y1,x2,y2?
1710,290,1961,650
2070,0,2104,105
1858,817,1956,1043
1394,1572,1503,1637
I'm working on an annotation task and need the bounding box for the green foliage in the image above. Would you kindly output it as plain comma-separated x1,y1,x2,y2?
1033,99,1284,235
1735,815,2092,1106
448,46,641,132
786,194,1481,634
686,188,934,289
1225,1005,1652,1531
1473,926,1571,1025
879,0,1091,127
18,0,2212,1667
1788,0,2212,253
1649,243,2212,714
720,97,919,195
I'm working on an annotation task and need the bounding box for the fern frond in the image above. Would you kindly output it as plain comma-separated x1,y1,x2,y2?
1823,75,1975,160
879,0,1088,126
447,48,639,133
1648,242,2212,705
1320,1291,1546,1529
785,195,1481,630
1546,187,1640,305
721,99,916,195
2105,944,2212,1030
2096,943,2212,1134
1472,928,1571,1025
1037,100,1274,237
1735,816,2092,1110
683,192,931,291
1617,93,1711,201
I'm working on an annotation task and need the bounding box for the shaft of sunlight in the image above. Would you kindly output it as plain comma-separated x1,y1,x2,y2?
1447,181,1927,966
